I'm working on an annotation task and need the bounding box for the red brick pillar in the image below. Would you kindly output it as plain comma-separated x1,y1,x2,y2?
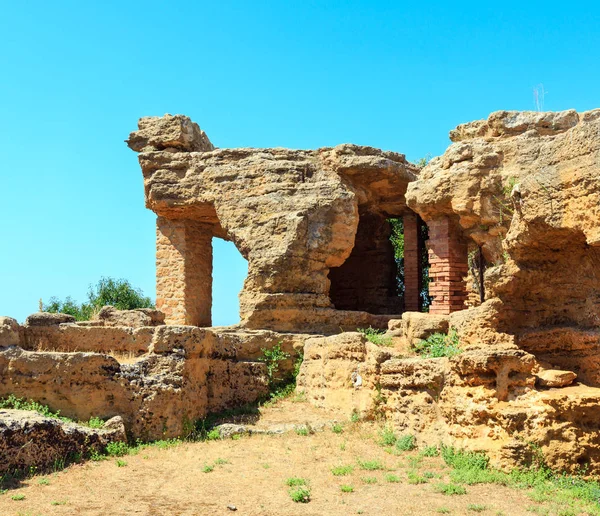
156,217,213,326
403,213,421,312
427,218,468,315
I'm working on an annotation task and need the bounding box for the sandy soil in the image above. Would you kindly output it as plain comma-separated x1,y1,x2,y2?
0,401,542,516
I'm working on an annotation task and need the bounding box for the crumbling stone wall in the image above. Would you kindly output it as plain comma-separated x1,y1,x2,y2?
127,115,422,333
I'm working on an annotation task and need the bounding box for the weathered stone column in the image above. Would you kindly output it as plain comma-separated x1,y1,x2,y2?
156,217,213,326
403,213,421,312
427,218,468,315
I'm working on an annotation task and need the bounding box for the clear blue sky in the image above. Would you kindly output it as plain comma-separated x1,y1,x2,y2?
1,1,598,324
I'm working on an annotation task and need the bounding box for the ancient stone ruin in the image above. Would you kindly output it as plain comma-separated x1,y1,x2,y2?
1,108,599,474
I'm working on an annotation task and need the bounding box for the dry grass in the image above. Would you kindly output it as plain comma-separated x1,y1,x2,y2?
0,400,550,516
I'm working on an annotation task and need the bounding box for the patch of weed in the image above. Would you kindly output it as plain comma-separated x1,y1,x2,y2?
414,329,461,358
467,504,487,512
11,494,25,501
289,486,311,503
407,471,428,484
357,327,393,346
396,435,416,451
286,477,308,487
202,464,214,473
115,459,127,467
361,476,377,484
105,441,129,457
434,482,467,495
332,465,354,476
357,459,384,471
379,427,397,446
421,445,440,457
332,423,344,434
385,473,401,483
341,485,354,493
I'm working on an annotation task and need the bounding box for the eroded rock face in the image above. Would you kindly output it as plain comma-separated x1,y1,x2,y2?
0,317,21,347
0,410,125,474
407,109,600,347
127,116,418,332
95,306,165,327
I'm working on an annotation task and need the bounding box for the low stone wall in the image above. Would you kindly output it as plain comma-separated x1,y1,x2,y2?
297,327,600,474
0,315,311,440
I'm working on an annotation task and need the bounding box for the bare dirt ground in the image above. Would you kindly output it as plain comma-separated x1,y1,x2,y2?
0,400,560,516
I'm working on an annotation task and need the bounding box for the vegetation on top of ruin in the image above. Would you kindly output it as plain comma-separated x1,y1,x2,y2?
357,327,393,347
0,395,103,429
414,329,462,358
41,277,154,321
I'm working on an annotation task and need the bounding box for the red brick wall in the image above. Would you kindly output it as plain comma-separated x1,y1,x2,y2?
403,213,421,312
427,218,468,315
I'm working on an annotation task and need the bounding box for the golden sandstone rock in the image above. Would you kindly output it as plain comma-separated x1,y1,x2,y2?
1,109,599,474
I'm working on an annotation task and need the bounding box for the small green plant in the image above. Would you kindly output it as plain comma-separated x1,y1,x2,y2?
258,343,290,390
11,494,25,501
414,329,461,358
214,458,229,465
420,445,440,457
289,486,311,503
350,411,360,423
385,473,401,483
0,395,66,420
407,471,428,484
357,327,393,347
202,464,214,473
379,427,397,446
357,459,384,471
332,423,344,434
436,509,451,514
295,426,310,436
105,441,129,457
286,477,308,487
115,459,127,467
340,485,354,493
468,505,487,512
434,482,467,495
86,416,104,429
51,500,67,506
38,477,50,485
361,476,377,484
332,465,354,476
396,434,416,451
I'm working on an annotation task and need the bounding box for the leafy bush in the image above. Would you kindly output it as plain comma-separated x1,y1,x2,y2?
420,445,440,457
340,484,354,493
42,277,154,321
414,329,461,358
286,477,307,487
105,441,129,457
0,395,65,420
396,434,416,451
357,327,393,347
379,427,397,446
289,486,311,503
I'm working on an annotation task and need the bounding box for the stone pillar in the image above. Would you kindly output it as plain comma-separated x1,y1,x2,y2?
403,213,421,312
156,217,213,326
427,218,468,315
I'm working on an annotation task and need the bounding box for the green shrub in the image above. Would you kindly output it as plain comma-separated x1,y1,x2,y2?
385,474,401,483
289,486,311,503
407,471,428,484
414,329,461,358
105,441,129,457
420,445,440,457
361,476,377,484
396,434,416,451
43,277,154,321
357,327,393,347
340,484,354,493
379,427,397,446
86,417,104,429
332,423,344,434
0,395,66,420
